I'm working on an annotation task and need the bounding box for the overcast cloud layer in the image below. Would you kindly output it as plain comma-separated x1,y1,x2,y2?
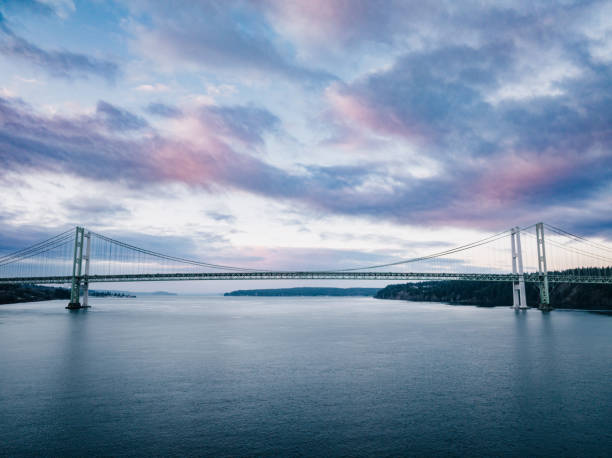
0,0,611,280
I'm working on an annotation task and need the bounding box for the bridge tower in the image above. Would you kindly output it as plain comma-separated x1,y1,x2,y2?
66,227,91,310
81,230,92,308
511,226,528,309
536,222,551,310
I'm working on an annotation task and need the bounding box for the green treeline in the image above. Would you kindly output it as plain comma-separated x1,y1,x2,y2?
0,284,134,305
375,280,612,309
88,290,136,298
550,267,612,277
0,284,71,305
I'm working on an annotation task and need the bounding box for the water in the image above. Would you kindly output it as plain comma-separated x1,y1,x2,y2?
0,296,610,457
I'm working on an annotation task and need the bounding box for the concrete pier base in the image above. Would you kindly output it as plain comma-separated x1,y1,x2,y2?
66,302,90,310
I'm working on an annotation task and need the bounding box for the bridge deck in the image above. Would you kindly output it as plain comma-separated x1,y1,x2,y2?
0,272,610,284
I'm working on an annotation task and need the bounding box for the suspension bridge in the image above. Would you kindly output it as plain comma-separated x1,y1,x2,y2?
1,223,610,311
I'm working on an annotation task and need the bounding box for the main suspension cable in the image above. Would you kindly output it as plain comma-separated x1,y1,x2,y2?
90,232,266,272
336,226,526,272
544,224,612,254
0,233,75,267
0,229,74,263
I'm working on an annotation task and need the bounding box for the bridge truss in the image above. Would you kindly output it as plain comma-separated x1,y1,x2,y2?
0,271,610,285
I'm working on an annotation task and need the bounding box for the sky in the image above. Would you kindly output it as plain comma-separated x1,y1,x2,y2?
0,0,611,293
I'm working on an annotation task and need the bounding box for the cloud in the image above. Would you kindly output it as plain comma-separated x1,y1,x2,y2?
261,0,411,48
135,83,169,92
64,199,131,221
0,208,72,253
326,43,515,149
145,102,182,118
0,87,15,97
313,22,612,233
197,104,280,146
96,101,148,132
129,1,334,84
1,1,612,238
207,211,236,223
0,15,118,81
206,84,236,96
0,96,292,196
0,93,610,237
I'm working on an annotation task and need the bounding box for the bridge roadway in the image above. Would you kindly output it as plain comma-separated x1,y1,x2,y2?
0,272,610,284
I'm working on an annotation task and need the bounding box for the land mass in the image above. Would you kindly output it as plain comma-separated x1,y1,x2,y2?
3,273,610,310
0,284,135,305
375,280,612,310
133,291,178,296
225,287,380,297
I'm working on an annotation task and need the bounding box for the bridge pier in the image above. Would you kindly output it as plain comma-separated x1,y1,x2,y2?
66,227,91,310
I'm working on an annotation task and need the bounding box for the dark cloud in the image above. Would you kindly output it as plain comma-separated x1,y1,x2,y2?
96,101,148,131
304,165,373,190
0,18,118,82
0,97,151,181
207,212,236,223
0,211,72,254
64,200,131,221
199,105,279,145
328,42,515,153
145,102,182,118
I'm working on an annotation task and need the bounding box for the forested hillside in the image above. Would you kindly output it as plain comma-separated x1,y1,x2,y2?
375,279,612,309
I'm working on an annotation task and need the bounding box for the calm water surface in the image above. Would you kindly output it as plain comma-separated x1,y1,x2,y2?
0,296,610,457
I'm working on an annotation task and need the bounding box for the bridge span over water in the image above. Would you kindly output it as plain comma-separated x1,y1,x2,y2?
1,223,610,311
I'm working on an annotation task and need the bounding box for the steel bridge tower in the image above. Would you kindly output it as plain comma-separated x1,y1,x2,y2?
536,222,551,310
66,226,91,310
511,226,527,309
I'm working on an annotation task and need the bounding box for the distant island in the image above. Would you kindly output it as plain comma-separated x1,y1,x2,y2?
225,287,380,297
136,291,178,296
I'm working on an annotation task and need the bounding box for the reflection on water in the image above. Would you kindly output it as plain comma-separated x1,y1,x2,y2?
1,297,611,456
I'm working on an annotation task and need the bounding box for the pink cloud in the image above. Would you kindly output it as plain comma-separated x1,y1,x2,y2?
265,0,357,43
0,96,286,196
152,142,222,187
325,83,424,141
262,0,404,48
473,153,574,205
